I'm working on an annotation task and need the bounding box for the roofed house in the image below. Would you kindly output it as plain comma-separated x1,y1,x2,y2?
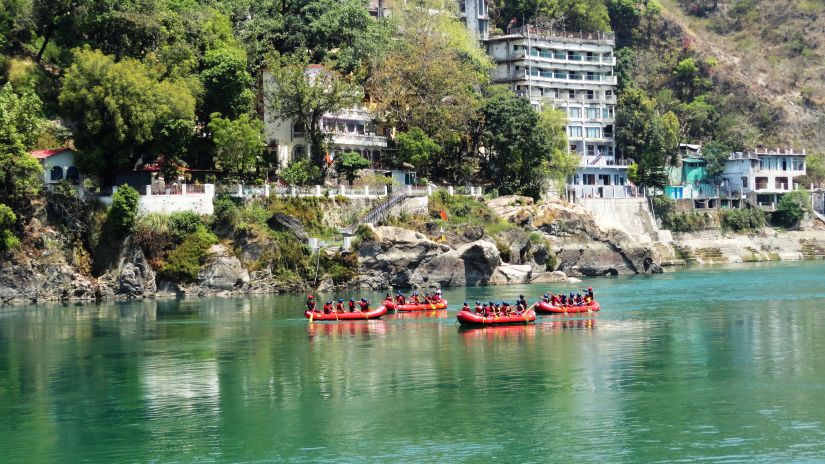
30,148,82,185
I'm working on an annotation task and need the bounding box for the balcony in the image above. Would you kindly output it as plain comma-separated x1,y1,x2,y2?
508,26,615,45
507,51,617,66
497,71,617,86
330,132,388,148
579,156,631,168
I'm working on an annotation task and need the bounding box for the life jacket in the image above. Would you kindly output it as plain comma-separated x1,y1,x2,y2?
359,301,369,311
335,303,344,313
475,305,483,313
348,301,356,312
462,305,470,312
307,300,316,311
322,303,332,313
396,295,405,304
411,296,419,303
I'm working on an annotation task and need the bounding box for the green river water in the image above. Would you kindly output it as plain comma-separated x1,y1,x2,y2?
2,261,825,463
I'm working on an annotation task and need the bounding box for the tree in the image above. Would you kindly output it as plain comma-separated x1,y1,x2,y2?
799,152,825,188
0,83,45,213
701,141,731,182
395,128,441,175
0,203,20,252
279,159,322,186
200,47,255,120
773,189,810,229
264,53,362,169
335,151,370,185
59,48,196,182
108,184,139,235
208,113,263,182
480,92,563,198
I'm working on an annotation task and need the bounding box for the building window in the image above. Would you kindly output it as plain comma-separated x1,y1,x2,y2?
292,122,305,138
568,107,581,118
568,89,575,99
66,166,80,184
587,90,595,100
292,145,306,163
583,174,596,185
760,157,777,170
587,145,596,156
755,177,768,190
775,177,789,190
50,166,64,181
586,107,599,119
792,157,805,171
586,127,601,138
568,126,582,137
741,177,748,189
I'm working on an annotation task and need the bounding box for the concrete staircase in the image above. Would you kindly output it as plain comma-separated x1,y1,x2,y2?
576,197,662,245
801,239,825,260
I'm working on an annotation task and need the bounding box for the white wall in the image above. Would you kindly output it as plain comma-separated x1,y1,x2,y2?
99,185,215,215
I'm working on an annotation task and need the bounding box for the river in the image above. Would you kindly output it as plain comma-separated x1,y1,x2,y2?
2,261,825,463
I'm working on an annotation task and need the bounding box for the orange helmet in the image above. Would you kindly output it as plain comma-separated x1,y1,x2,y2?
587,287,593,292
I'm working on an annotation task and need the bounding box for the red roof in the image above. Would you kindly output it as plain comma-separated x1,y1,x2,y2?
30,148,70,159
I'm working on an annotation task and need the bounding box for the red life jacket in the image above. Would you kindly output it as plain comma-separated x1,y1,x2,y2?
396,295,405,304
359,301,369,311
322,304,332,313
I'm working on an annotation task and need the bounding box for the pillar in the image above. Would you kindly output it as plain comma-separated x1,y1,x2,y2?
448,186,454,195
145,185,151,196
365,186,370,197
316,185,322,197
182,184,187,195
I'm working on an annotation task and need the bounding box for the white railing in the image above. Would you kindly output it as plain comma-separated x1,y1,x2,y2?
566,185,644,201
223,184,483,199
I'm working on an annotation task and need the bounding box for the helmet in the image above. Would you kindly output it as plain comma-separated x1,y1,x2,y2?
307,295,314,299
544,293,549,298
475,301,480,304
463,301,468,305
588,287,593,292
361,298,366,302
350,298,355,302
338,298,344,302
519,294,524,298
327,301,332,304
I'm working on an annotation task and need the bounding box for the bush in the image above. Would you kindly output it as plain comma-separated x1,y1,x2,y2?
108,185,139,234
280,159,321,186
212,195,239,226
545,253,557,272
132,214,172,262
161,226,218,282
664,212,713,233
772,190,810,228
168,211,203,242
720,208,766,232
0,203,20,252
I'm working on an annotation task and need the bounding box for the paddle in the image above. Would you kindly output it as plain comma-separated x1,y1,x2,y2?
523,302,536,322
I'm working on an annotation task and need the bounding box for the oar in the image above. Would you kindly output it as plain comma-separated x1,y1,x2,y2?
523,303,536,322
309,311,314,323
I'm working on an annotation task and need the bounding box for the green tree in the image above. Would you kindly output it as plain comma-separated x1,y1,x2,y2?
0,83,45,213
701,141,731,182
800,152,825,188
335,151,370,185
395,127,441,175
200,46,254,119
279,159,322,186
265,53,362,169
773,189,810,228
108,184,139,235
208,112,263,182
480,92,562,198
0,203,20,252
59,48,196,182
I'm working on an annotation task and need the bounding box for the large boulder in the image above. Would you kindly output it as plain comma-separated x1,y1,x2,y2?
267,212,308,240
116,240,156,296
498,228,531,264
196,244,250,291
489,264,533,285
457,240,501,285
409,249,466,287
358,225,450,287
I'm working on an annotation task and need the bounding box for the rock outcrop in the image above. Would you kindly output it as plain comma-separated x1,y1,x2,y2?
267,213,308,240
99,238,156,298
195,244,250,292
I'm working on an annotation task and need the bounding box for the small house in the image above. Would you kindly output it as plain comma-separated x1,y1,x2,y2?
30,148,82,185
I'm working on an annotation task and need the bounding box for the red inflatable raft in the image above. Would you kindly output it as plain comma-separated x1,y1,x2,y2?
305,305,387,321
456,309,536,326
535,300,600,314
386,300,448,312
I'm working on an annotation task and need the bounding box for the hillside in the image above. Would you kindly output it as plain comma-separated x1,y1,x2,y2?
659,0,825,150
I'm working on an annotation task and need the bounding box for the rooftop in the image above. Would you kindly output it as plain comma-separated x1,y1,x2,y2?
490,26,615,45
30,148,71,159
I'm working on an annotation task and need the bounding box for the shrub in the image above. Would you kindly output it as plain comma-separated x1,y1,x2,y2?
663,212,713,233
212,195,239,226
108,185,139,234
161,226,218,281
0,203,20,252
720,207,766,232
280,159,322,186
545,253,557,272
168,211,203,242
132,213,172,262
772,190,810,228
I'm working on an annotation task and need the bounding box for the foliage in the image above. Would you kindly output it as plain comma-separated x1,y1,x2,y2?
335,151,371,185
200,46,254,120
720,207,766,232
168,211,204,243
665,211,714,233
208,112,263,182
799,153,825,188
60,48,196,182
701,141,731,180
0,203,19,252
132,213,172,264
279,159,322,186
107,185,139,235
161,226,218,281
773,190,810,229
319,251,357,284
212,195,240,227
0,84,45,213
265,53,362,168
394,127,440,174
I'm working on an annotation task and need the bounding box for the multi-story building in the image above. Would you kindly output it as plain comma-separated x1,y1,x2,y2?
486,26,629,197
261,66,388,170
459,0,489,40
721,148,807,209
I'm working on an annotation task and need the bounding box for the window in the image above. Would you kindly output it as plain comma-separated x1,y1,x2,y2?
775,177,789,190
741,177,748,189
760,156,777,171
586,127,601,138
568,107,581,118
586,71,596,81
603,106,614,118
568,126,582,137
292,122,305,138
587,90,595,100
586,107,599,119
583,174,596,185
587,145,596,156
50,166,63,182
792,157,805,171
66,167,80,184
292,145,306,162
555,70,565,79
755,177,768,190
568,89,575,99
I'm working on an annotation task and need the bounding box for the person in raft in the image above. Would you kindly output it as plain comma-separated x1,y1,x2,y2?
474,301,483,314
551,293,562,305
396,291,406,305
515,294,528,312
306,295,317,312
462,302,471,312
348,298,357,312
323,300,333,314
582,287,594,302
410,292,420,304
358,298,370,311
435,288,443,301
335,298,345,313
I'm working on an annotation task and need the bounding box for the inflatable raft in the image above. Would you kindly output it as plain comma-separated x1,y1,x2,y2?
456,309,536,326
305,305,387,321
386,300,448,312
535,300,600,314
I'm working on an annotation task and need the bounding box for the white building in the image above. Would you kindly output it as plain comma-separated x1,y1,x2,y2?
30,148,83,185
486,26,629,197
721,148,807,209
261,66,389,170
459,0,489,40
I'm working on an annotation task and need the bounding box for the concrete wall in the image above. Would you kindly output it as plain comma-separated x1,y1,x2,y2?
577,197,658,244
99,185,215,215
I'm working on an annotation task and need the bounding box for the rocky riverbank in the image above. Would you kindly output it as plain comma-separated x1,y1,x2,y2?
2,194,823,305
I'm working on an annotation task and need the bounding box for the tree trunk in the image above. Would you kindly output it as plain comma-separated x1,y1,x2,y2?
36,23,54,62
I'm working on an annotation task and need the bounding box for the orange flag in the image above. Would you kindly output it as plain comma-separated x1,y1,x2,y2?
439,209,448,221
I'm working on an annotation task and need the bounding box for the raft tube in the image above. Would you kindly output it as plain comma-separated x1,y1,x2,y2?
305,305,388,321
535,300,600,314
390,300,448,312
456,309,536,326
